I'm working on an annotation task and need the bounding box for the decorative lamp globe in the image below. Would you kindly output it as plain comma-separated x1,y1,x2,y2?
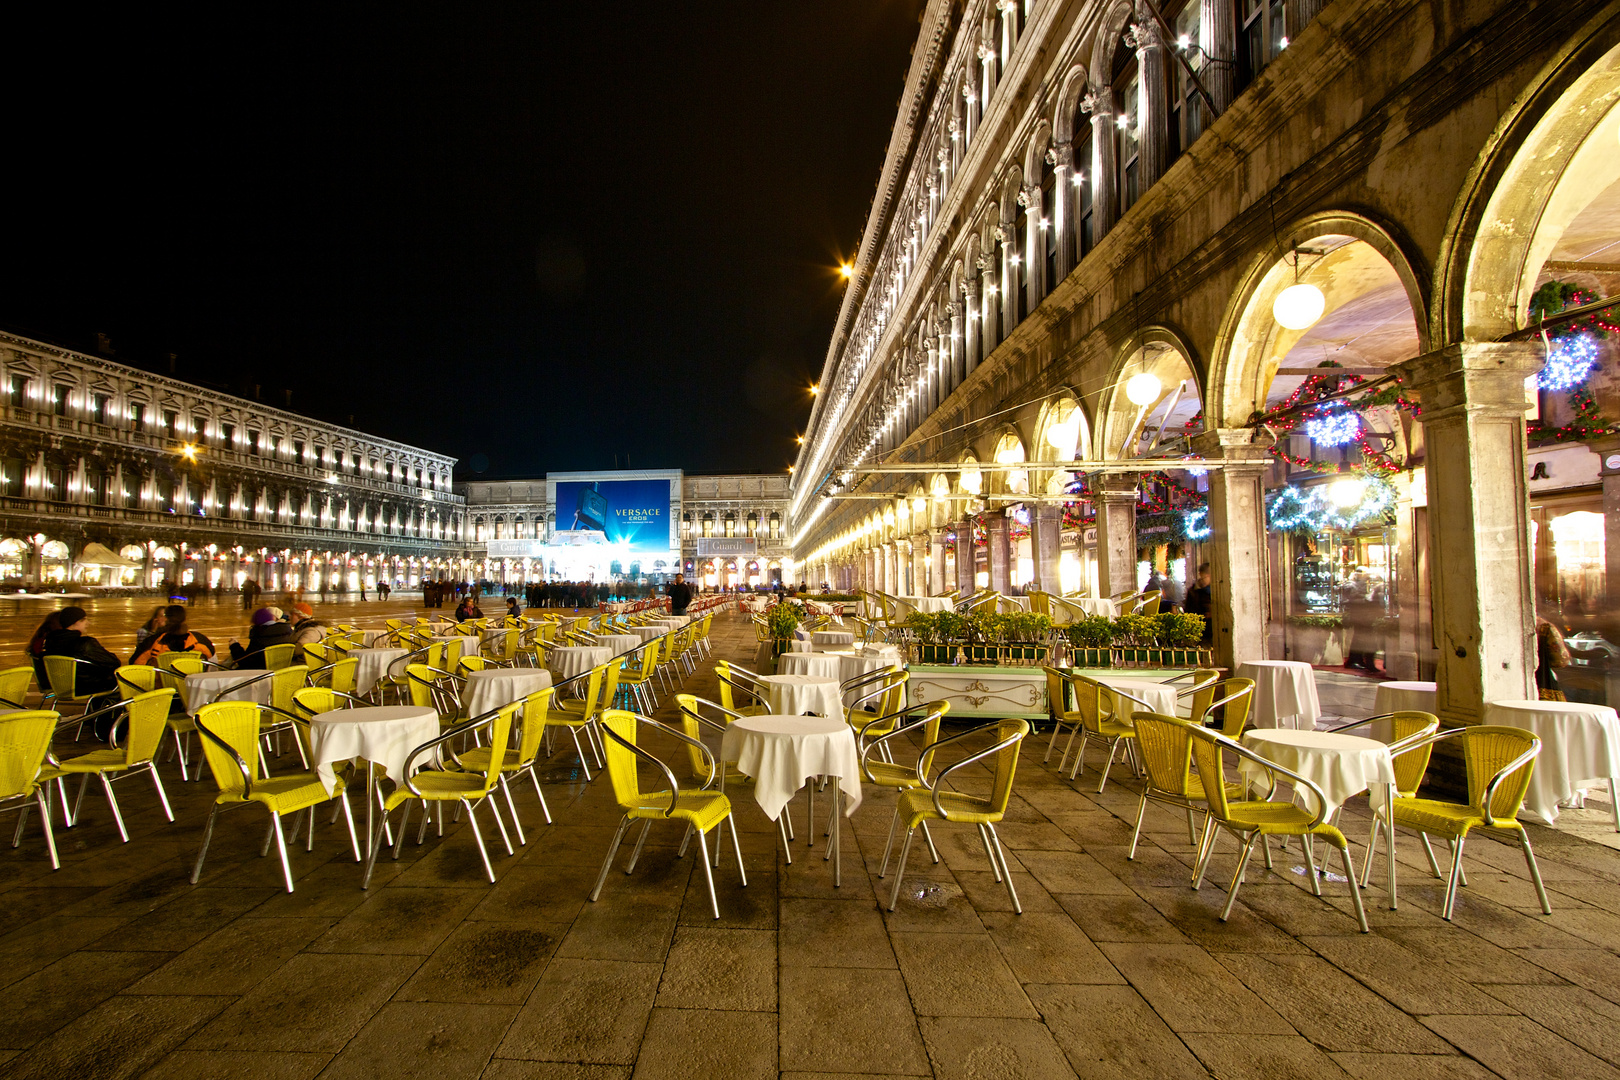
1329,476,1366,509
1273,283,1326,330
1125,372,1162,407
1045,415,1080,452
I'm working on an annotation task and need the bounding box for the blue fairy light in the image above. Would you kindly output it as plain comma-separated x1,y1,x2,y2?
1537,330,1599,392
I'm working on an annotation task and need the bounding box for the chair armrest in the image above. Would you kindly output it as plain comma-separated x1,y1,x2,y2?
194,715,255,796
926,722,1026,820
599,720,687,809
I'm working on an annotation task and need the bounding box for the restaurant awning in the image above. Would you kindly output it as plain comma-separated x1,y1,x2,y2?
78,542,142,568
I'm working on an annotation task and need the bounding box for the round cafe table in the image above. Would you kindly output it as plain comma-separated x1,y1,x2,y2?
627,626,664,643
548,646,613,684
811,630,856,650
463,667,553,718
185,670,274,713
720,714,861,885
759,674,846,718
1239,727,1399,907
595,633,642,657
776,652,843,681
1094,676,1179,721
1238,660,1322,729
352,648,409,698
1483,699,1620,828
1374,681,1437,716
306,704,442,889
895,595,952,615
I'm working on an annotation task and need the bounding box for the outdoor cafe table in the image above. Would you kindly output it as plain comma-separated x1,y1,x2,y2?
1239,727,1399,906
1483,698,1620,827
1238,660,1322,729
306,704,442,889
185,670,273,713
894,595,953,615
720,713,861,885
426,636,467,666
1373,680,1437,716
811,630,856,649
778,651,900,703
352,648,409,698
759,674,846,718
627,626,665,643
463,667,553,718
548,646,613,683
1093,675,1179,720
595,633,643,657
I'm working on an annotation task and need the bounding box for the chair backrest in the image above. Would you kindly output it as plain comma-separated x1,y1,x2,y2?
986,718,1030,814
1213,679,1255,739
302,642,337,667
630,638,662,676
292,686,344,717
1063,671,1107,734
121,688,179,765
406,663,451,713
325,657,360,696
457,655,488,676
262,644,298,671
156,650,202,674
1187,725,1236,819
271,666,309,713
116,664,160,700
1140,595,1162,616
0,665,32,707
1131,712,1198,799
1464,725,1540,822
460,703,516,792
1026,591,1051,616
1386,711,1440,794
195,701,265,798
674,698,721,783
1041,666,1071,720
41,655,81,699
513,688,553,769
0,710,60,799
600,709,647,809
847,668,907,719
600,658,624,711
713,661,756,714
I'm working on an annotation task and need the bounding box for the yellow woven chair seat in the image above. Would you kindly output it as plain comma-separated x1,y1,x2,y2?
384,769,492,808
548,702,594,728
43,748,128,774
221,772,334,813
626,789,732,833
1391,798,1519,839
897,788,999,827
1224,799,1350,843
866,761,924,789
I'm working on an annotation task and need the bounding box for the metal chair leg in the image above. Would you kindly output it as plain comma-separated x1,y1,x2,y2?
499,777,526,846
987,824,1020,913
696,827,720,918
464,801,497,883
626,819,653,872
1442,836,1467,920
1520,831,1552,915
590,817,631,901
1219,833,1259,921
527,764,552,824
271,811,296,893
887,827,917,911
100,774,128,843
34,790,58,870
1339,841,1369,932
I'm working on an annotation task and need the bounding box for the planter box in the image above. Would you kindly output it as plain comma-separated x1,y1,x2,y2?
1068,647,1111,667
915,643,958,665
1114,647,1215,669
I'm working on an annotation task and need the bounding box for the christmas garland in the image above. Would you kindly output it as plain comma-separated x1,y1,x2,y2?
1525,282,1617,443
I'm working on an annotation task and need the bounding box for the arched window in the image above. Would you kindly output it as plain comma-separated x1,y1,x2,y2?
1075,120,1096,257
1113,35,1142,212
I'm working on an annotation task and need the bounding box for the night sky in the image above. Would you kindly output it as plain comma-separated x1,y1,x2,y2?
2,2,925,477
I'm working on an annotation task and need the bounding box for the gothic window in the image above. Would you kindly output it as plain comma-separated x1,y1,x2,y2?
1014,197,1029,321
1168,1,1203,163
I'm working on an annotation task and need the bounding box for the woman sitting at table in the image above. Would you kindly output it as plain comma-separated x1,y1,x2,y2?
230,606,295,668
455,596,483,622
131,604,215,664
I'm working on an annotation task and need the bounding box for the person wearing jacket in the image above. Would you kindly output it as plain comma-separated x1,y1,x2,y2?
230,607,296,668
287,602,328,647
131,605,216,665
43,606,122,738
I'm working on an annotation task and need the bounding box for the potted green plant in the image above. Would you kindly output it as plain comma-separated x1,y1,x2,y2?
1112,612,1161,665
1157,612,1210,666
1000,611,1054,665
904,610,949,664
963,609,1004,664
1064,616,1116,667
766,602,802,658
1286,612,1344,664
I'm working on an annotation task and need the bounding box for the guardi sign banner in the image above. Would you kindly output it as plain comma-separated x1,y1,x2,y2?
553,477,673,555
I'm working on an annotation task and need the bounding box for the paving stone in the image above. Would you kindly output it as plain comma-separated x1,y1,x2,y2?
1181,1033,1353,1079
780,897,895,968
481,1065,630,1080
1028,983,1210,1080
0,915,130,986
1379,925,1565,984
1300,934,1519,1016
132,916,332,995
1054,892,1189,944
1421,1013,1620,1080
2,994,230,1080
880,876,987,933
633,1008,777,1080
1215,952,1452,1053
82,886,278,953
305,885,485,955
1477,984,1620,1064
917,1016,1077,1079
466,864,595,925
980,911,1125,985
0,950,170,1049
891,931,1036,1017
1134,882,1317,953
496,958,660,1064
396,921,563,1003
778,967,929,1075
656,926,777,1011
1330,1052,1499,1080
1098,942,1293,1034
139,1049,331,1079
316,1001,516,1080
1016,851,1136,895
185,953,420,1052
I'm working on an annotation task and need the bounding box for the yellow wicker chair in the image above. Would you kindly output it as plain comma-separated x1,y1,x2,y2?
454,688,554,844
483,627,520,668
366,701,518,886
547,663,609,779
311,657,360,696
674,693,799,860
191,701,360,892
1186,724,1369,932
590,709,745,919
1321,710,1441,895
41,655,110,737
1375,723,1549,920
714,661,768,717
618,639,663,713
1,710,62,869
1188,678,1255,736
1126,712,1247,865
880,719,1029,913
1048,669,1140,791
0,664,33,708
41,689,177,841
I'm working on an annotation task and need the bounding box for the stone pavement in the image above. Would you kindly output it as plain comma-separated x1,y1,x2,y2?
4,612,1620,1079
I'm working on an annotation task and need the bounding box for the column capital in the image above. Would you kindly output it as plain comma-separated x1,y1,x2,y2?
1124,19,1163,53
1392,341,1542,419
1094,473,1139,499
1080,88,1113,119
1189,427,1272,467
1046,141,1074,170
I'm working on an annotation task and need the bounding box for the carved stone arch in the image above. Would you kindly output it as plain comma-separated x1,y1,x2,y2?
1053,64,1090,145
1023,120,1052,181
988,424,1030,497
999,165,1024,224
1097,325,1206,460
1207,210,1430,429
1089,0,1138,89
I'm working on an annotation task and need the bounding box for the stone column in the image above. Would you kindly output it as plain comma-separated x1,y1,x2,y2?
1199,0,1235,117
1020,184,1044,302
988,514,1012,595
1591,437,1620,609
885,544,900,595
924,335,939,416
956,520,978,594
1094,476,1139,598
964,283,981,379
1031,504,1063,595
1192,431,1272,672
1393,343,1539,721
1127,18,1167,191
1047,142,1074,281
1081,90,1117,241
931,529,948,595
979,257,998,361
1386,478,1421,680
998,219,1018,333
911,537,928,598
946,303,964,394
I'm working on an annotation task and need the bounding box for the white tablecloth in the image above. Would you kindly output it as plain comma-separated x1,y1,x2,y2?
627,626,665,642
358,629,390,648
1374,681,1437,715
427,636,466,666
720,714,862,819
1240,728,1396,816
812,630,856,649
548,646,613,683
352,648,409,696
596,633,643,657
776,652,845,680
1062,597,1120,618
761,674,846,718
895,595,953,615
1238,660,1321,729
1483,699,1620,825
308,705,442,792
463,667,553,718
857,643,902,661
186,670,274,713
651,616,688,630
1095,676,1179,721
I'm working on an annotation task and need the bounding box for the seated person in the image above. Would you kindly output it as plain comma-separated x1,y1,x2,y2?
43,605,122,739
230,607,296,668
131,605,216,665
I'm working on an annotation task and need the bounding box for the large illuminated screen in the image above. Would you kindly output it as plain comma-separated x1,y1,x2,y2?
553,479,672,553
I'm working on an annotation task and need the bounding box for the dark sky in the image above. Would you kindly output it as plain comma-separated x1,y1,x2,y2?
2,2,925,477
